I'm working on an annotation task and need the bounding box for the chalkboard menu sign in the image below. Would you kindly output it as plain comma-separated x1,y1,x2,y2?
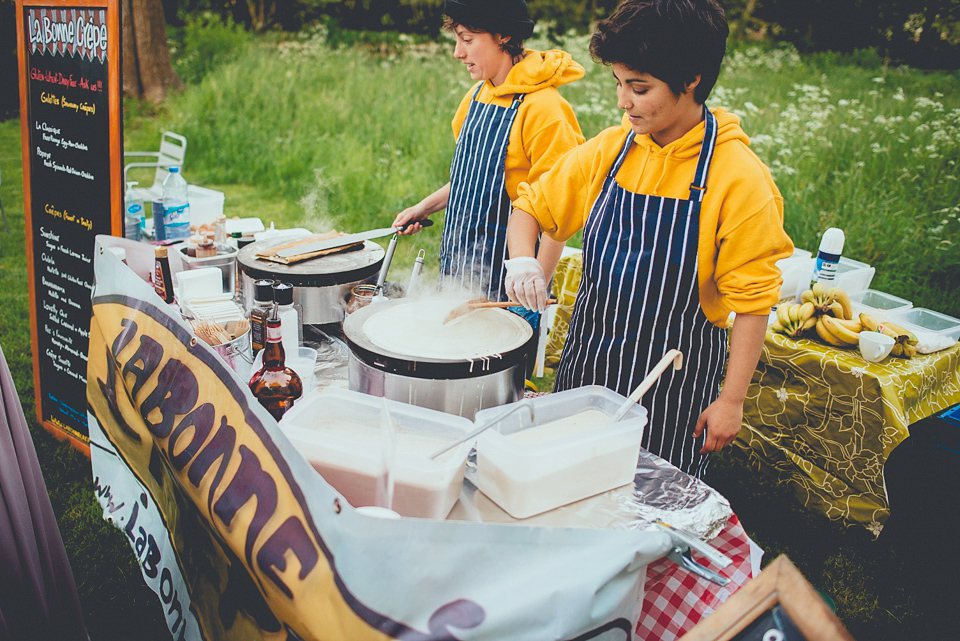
678,555,854,641
16,0,120,450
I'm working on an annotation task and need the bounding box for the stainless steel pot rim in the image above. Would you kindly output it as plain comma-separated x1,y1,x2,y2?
343,299,534,378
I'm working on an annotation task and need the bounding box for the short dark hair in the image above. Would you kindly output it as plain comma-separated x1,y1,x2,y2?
589,0,729,104
443,16,526,58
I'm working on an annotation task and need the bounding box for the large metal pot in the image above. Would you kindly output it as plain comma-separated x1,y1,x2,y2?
343,298,535,419
236,240,385,325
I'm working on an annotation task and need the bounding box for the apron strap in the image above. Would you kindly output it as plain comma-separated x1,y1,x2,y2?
471,84,527,111
608,131,635,178
688,107,718,203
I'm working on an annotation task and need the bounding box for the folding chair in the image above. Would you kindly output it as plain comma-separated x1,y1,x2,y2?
123,131,188,202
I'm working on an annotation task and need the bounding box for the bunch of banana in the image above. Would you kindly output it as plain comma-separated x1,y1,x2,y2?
814,314,863,347
859,313,919,358
800,283,853,320
771,301,817,338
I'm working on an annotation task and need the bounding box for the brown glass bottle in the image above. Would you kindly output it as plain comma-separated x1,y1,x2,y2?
248,316,303,420
154,246,174,303
249,279,275,356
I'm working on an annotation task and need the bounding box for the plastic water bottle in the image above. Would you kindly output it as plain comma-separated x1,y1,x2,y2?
124,182,143,241
811,227,845,286
162,166,191,241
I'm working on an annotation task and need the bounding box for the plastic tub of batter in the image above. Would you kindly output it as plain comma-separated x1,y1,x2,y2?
278,387,473,519
473,386,647,519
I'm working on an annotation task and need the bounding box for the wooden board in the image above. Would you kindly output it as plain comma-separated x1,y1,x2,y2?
679,555,855,641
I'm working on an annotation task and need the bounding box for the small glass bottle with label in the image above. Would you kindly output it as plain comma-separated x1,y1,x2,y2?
249,279,275,356
248,315,303,421
153,246,174,304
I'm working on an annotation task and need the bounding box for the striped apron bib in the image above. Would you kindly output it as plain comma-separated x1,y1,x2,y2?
555,109,727,477
440,85,525,302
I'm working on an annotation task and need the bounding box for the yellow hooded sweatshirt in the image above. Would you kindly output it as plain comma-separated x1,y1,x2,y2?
452,49,585,202
514,107,794,325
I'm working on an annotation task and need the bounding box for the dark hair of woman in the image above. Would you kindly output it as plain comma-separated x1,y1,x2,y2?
589,0,729,104
443,15,527,59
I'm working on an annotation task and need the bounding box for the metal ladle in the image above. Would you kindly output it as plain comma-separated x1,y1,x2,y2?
429,398,536,460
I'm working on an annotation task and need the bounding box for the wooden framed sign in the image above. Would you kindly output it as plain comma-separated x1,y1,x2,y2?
16,0,122,452
679,555,855,641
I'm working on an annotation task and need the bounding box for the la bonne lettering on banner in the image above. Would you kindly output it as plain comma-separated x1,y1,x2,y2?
87,298,400,640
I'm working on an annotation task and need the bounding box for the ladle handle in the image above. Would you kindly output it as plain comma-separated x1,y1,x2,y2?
429,399,535,460
376,234,399,291
610,349,684,423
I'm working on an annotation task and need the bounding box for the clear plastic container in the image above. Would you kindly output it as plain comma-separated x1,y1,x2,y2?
888,307,960,343
849,289,913,322
278,388,473,519
473,386,647,519
833,256,875,294
776,255,815,302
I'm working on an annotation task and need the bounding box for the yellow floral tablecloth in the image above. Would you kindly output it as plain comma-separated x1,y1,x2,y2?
736,330,960,534
544,251,582,368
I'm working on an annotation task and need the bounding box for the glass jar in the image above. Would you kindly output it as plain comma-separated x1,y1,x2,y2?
346,284,378,315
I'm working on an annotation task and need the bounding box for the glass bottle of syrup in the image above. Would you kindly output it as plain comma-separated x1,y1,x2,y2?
154,246,174,304
248,314,303,420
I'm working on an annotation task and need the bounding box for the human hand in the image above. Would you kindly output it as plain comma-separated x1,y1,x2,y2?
504,256,547,311
392,207,429,236
693,395,743,454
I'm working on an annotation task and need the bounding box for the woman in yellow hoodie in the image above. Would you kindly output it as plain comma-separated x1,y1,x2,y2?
393,0,584,306
506,0,793,477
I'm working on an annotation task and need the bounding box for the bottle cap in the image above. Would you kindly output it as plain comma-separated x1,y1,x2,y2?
272,282,294,306
818,228,845,254
169,166,180,173
154,246,168,258
254,279,275,303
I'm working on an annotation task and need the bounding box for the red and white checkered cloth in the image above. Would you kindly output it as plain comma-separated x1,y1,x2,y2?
635,515,758,640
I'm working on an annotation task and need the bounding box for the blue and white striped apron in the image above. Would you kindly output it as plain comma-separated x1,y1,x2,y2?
555,109,727,477
440,85,525,302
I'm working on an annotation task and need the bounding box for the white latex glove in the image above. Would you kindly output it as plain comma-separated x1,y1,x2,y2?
504,256,548,312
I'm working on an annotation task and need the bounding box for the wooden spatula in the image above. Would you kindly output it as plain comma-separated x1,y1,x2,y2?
442,298,558,324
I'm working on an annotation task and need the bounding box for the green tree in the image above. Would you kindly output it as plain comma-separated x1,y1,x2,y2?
755,0,960,67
